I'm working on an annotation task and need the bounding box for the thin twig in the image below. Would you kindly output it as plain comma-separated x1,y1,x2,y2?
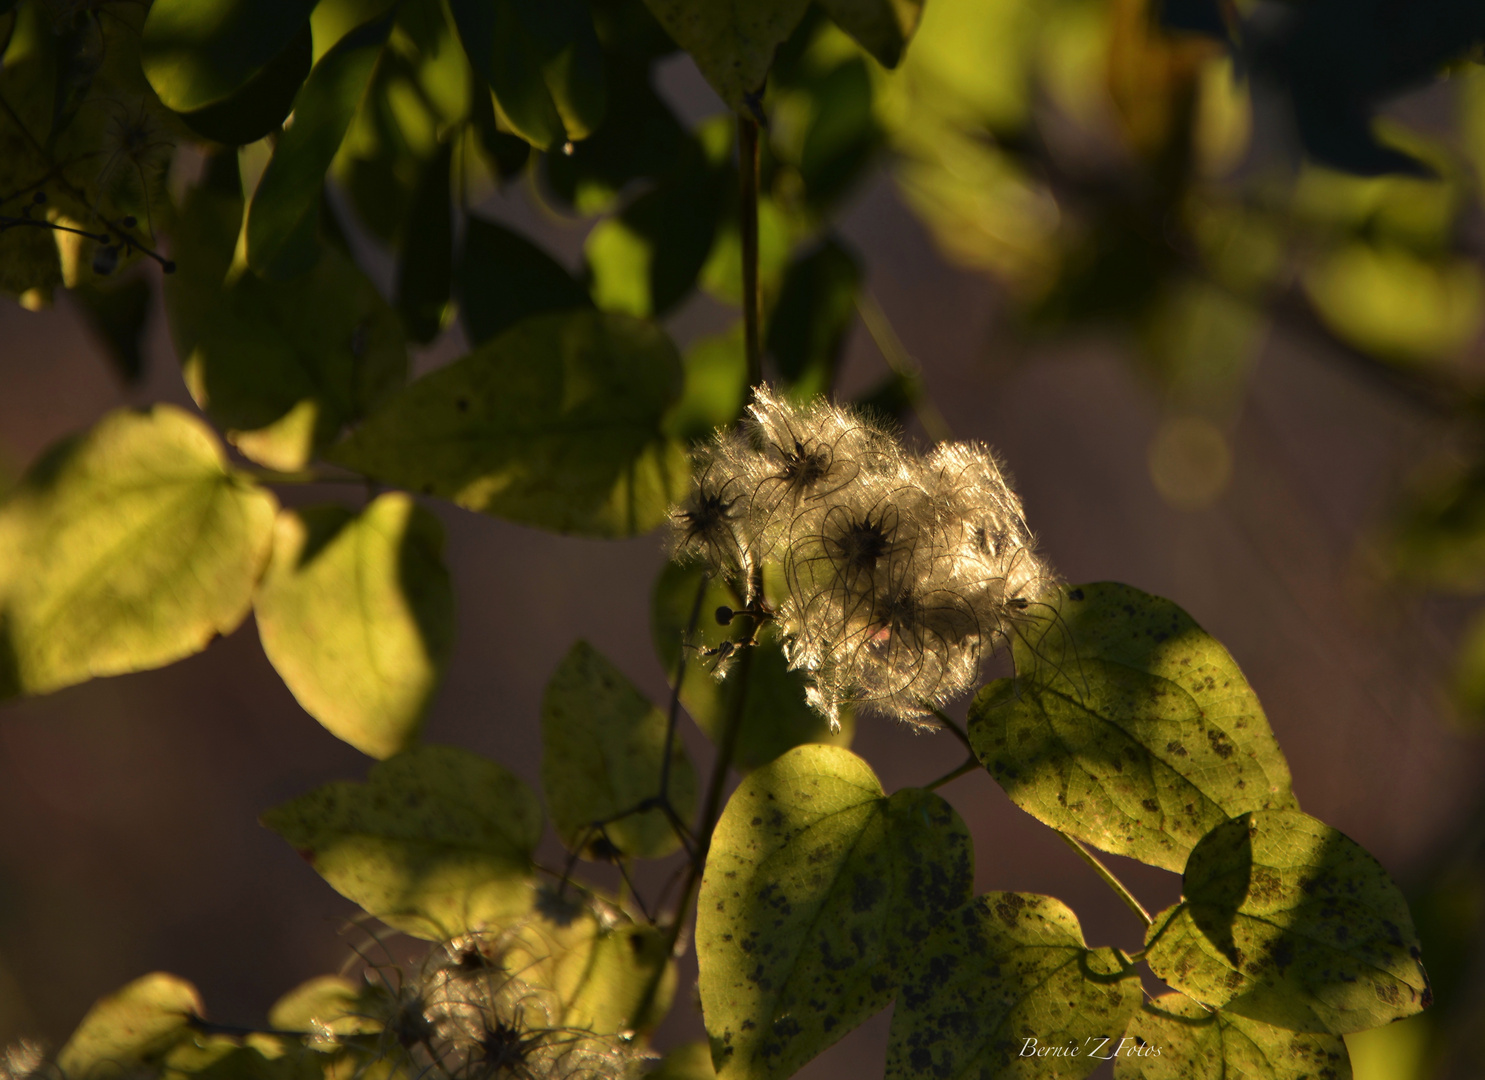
925,755,980,791
739,117,762,388
929,706,974,754
1055,831,1153,929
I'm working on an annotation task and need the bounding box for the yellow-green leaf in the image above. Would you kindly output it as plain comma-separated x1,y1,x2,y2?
967,582,1296,872
141,0,314,113
1114,993,1353,1079
255,494,454,760
261,745,543,939
167,176,407,473
246,13,393,277
503,901,675,1035
541,641,696,860
327,310,689,538
0,406,277,700
58,973,203,1079
1144,810,1431,1035
886,894,1141,1080
698,744,973,1080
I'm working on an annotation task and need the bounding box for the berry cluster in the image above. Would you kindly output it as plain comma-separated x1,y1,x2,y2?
670,387,1054,727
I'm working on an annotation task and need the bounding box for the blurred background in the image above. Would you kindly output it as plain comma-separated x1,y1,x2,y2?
3,0,1485,1077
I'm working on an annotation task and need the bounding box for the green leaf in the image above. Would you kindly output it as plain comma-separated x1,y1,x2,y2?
540,64,689,216
176,23,312,146
639,0,810,113
1303,244,1484,364
261,745,543,939
765,238,861,398
0,406,277,700
967,582,1297,872
650,562,852,771
456,216,592,347
395,140,454,344
504,901,675,1034
328,310,689,538
1143,809,1431,1034
254,494,455,761
1114,992,1353,1079
141,0,314,113
886,894,1141,1080
167,181,407,472
698,744,973,1080
245,14,393,277
818,0,925,68
268,976,378,1038
447,0,605,149
58,973,203,1078
585,144,727,318
541,640,696,860
649,1043,717,1080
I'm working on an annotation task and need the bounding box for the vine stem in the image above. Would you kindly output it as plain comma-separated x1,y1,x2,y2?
925,755,979,791
632,641,755,1027
739,116,762,388
1055,831,1153,929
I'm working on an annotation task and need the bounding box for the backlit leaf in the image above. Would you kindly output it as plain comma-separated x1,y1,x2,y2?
650,562,852,771
1114,992,1353,1079
585,138,728,318
255,494,454,760
176,23,312,146
268,976,378,1038
639,0,810,113
246,13,393,277
167,179,407,472
447,0,605,149
503,901,676,1034
328,310,689,538
886,894,1141,1080
141,0,314,113
1143,810,1431,1034
698,744,973,1080
541,640,696,860
262,745,543,939
967,582,1297,872
58,973,203,1079
0,406,276,700
1304,244,1484,364
818,0,925,68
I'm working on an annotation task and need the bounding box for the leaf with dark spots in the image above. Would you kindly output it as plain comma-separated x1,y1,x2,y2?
1113,992,1354,1080
1144,810,1430,1034
697,745,972,1080
261,745,542,939
968,582,1297,872
886,894,1141,1080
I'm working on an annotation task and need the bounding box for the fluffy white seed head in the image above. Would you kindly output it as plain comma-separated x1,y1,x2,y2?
667,387,1055,727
